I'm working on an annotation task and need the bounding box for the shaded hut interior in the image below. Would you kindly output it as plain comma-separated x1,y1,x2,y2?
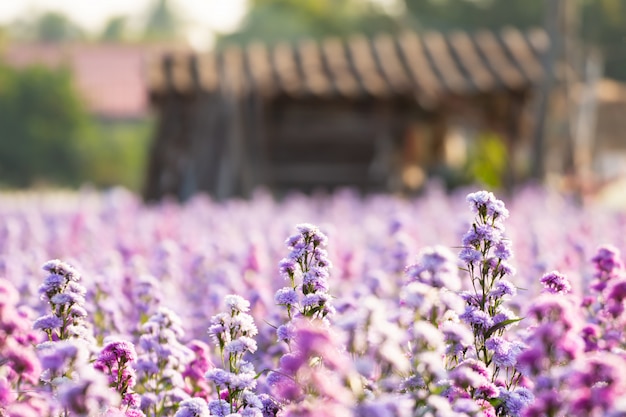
144,27,549,201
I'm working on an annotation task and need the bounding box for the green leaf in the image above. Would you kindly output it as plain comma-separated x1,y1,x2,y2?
485,317,523,338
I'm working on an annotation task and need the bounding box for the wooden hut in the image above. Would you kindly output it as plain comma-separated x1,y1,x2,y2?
144,27,549,201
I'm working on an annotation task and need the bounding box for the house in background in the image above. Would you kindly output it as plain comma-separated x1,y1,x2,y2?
3,42,158,120
143,27,550,201
592,79,626,179
1,42,190,190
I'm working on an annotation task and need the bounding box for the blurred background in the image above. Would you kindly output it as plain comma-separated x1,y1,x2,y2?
0,0,625,202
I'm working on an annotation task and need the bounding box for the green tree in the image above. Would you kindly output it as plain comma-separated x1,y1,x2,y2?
0,61,91,188
142,0,184,41
7,11,84,43
402,0,543,31
218,0,399,47
401,0,626,80
580,0,626,81
36,12,84,42
100,16,129,42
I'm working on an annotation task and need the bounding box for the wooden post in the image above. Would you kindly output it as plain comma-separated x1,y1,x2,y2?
430,110,448,174
573,51,603,193
143,98,166,202
503,91,528,191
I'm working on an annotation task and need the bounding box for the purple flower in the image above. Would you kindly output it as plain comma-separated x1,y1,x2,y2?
592,245,624,275
485,337,524,368
32,314,63,331
301,293,322,308
231,370,257,391
257,393,281,417
441,321,474,355
459,359,491,379
466,191,509,220
449,366,486,390
410,321,445,351
487,258,516,276
500,387,534,417
491,280,517,298
205,368,234,388
476,382,500,398
94,338,139,406
174,398,210,417
37,340,83,376
98,338,137,364
276,324,294,343
225,295,251,313
278,224,333,320
540,271,572,294
58,367,119,415
274,287,297,306
459,247,481,265
460,306,493,329
42,259,80,281
462,224,502,248
125,410,146,417
231,313,258,337
526,294,579,330
208,399,230,417
494,240,513,260
296,223,328,246
225,337,257,354
405,246,461,290
38,273,65,296
181,339,213,397
492,307,517,326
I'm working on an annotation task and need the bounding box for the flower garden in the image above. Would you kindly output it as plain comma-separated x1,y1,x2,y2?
1,184,626,416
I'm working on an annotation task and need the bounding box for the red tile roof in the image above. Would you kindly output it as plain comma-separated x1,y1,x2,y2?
3,43,175,119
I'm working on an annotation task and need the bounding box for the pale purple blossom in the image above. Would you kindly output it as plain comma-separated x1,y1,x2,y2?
274,287,298,306
32,314,63,332
225,294,251,313
174,397,210,417
540,271,572,294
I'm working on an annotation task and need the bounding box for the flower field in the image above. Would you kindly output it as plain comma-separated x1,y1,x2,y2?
2,184,626,417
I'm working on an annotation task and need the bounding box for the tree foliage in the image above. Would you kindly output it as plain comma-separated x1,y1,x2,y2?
9,12,84,43
0,61,152,191
0,62,89,187
403,0,626,80
142,0,184,42
218,0,400,47
100,16,129,42
402,0,543,31
580,0,626,81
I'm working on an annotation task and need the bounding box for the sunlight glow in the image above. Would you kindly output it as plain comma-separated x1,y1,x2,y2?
0,0,247,35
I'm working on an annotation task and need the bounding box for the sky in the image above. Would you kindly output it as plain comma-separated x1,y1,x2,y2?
0,0,248,49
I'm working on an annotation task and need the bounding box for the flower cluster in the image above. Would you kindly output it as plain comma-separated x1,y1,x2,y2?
269,320,356,417
94,338,142,411
57,364,119,416
583,245,626,351
34,259,93,343
181,340,214,399
399,246,468,409
205,295,266,417
135,307,193,416
173,397,210,417
454,191,525,415
0,279,46,416
519,285,590,416
34,259,103,415
275,224,334,325
5,187,626,416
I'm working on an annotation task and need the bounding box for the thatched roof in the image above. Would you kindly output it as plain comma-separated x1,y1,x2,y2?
147,27,549,101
